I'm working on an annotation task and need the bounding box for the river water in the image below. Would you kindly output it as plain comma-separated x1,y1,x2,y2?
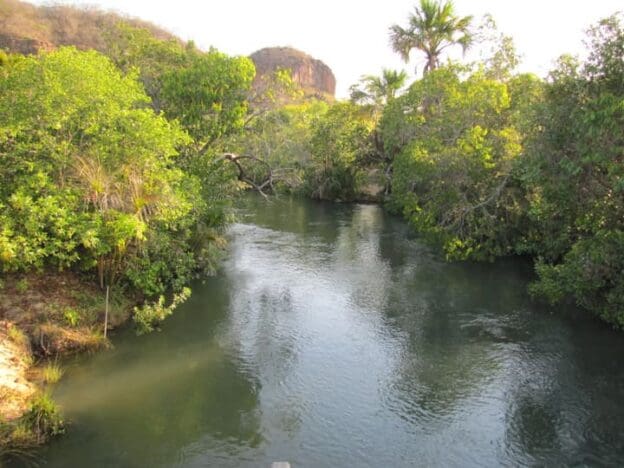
39,196,624,467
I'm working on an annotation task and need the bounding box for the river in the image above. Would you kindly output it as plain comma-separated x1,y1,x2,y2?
37,196,624,467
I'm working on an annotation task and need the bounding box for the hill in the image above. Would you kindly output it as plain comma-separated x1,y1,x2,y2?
0,0,178,54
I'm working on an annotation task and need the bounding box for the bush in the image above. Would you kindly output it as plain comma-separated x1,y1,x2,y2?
133,287,191,335
22,393,64,442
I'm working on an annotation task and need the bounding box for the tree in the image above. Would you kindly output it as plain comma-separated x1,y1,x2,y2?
160,50,255,154
390,0,473,74
103,25,263,221
522,14,624,328
304,103,375,201
226,100,329,193
0,47,202,299
350,69,408,107
381,65,527,260
103,22,188,111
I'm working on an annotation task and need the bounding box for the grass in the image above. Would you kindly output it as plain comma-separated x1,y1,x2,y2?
23,393,64,442
63,307,80,327
7,325,30,348
0,393,63,463
15,278,29,293
41,363,64,385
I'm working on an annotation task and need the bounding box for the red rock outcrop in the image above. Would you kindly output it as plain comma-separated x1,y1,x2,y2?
250,47,336,100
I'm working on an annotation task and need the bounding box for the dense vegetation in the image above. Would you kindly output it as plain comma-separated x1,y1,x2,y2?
0,0,622,386
376,5,624,328
301,3,624,329
1,0,623,330
0,28,252,332
1,0,623,457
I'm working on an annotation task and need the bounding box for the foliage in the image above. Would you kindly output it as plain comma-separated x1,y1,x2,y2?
350,69,408,107
133,287,191,335
521,14,624,327
161,50,255,149
22,393,64,442
390,0,473,74
0,47,208,298
103,22,189,111
41,363,64,384
15,278,29,293
304,102,375,201
227,99,329,192
105,25,259,283
473,17,521,82
62,308,80,327
382,65,529,260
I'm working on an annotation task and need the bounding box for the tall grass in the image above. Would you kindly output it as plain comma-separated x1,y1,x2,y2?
42,363,64,385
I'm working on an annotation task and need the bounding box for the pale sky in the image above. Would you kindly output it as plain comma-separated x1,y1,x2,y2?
31,0,623,97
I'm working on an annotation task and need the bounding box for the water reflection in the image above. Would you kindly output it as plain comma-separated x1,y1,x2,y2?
37,195,624,467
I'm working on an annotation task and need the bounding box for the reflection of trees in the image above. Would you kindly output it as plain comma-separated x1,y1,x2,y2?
46,196,624,466
332,205,393,313
382,249,537,421
502,322,624,465
45,277,262,468
236,194,346,246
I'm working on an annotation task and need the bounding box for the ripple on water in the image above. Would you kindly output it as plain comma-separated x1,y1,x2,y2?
35,198,624,468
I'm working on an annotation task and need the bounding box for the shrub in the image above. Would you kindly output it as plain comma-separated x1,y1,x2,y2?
133,287,191,335
22,393,64,442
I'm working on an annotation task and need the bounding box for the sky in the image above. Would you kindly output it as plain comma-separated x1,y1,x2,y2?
31,0,624,98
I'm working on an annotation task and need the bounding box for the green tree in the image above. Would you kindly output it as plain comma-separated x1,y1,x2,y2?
103,22,188,111
227,100,329,192
350,69,408,107
522,14,624,327
381,65,526,260
103,25,257,248
390,0,473,74
0,47,200,298
304,103,375,201
161,51,255,154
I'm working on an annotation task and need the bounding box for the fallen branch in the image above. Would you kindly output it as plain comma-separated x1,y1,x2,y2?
218,153,274,198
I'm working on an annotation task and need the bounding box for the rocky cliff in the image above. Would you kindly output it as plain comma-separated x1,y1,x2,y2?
250,47,336,100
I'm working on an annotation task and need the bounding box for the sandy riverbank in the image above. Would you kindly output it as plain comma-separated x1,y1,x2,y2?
0,322,36,422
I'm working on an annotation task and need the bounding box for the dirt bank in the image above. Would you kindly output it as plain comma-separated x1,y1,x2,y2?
0,322,36,422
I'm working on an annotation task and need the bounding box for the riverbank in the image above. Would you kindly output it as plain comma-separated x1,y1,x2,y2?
0,272,133,451
0,323,35,422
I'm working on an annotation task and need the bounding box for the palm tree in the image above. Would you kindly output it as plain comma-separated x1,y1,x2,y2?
350,69,408,106
390,0,473,74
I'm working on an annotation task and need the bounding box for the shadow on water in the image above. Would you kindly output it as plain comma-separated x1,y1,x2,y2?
30,195,624,467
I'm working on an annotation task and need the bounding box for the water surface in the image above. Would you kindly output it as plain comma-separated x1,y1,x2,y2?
39,196,624,467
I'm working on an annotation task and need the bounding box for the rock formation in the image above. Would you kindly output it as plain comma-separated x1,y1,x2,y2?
250,47,336,100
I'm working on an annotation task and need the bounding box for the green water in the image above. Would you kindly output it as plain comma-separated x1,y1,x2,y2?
36,197,624,467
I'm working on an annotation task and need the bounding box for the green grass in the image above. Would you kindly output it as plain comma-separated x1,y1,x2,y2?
0,394,63,463
23,393,64,441
41,363,64,385
63,307,80,327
